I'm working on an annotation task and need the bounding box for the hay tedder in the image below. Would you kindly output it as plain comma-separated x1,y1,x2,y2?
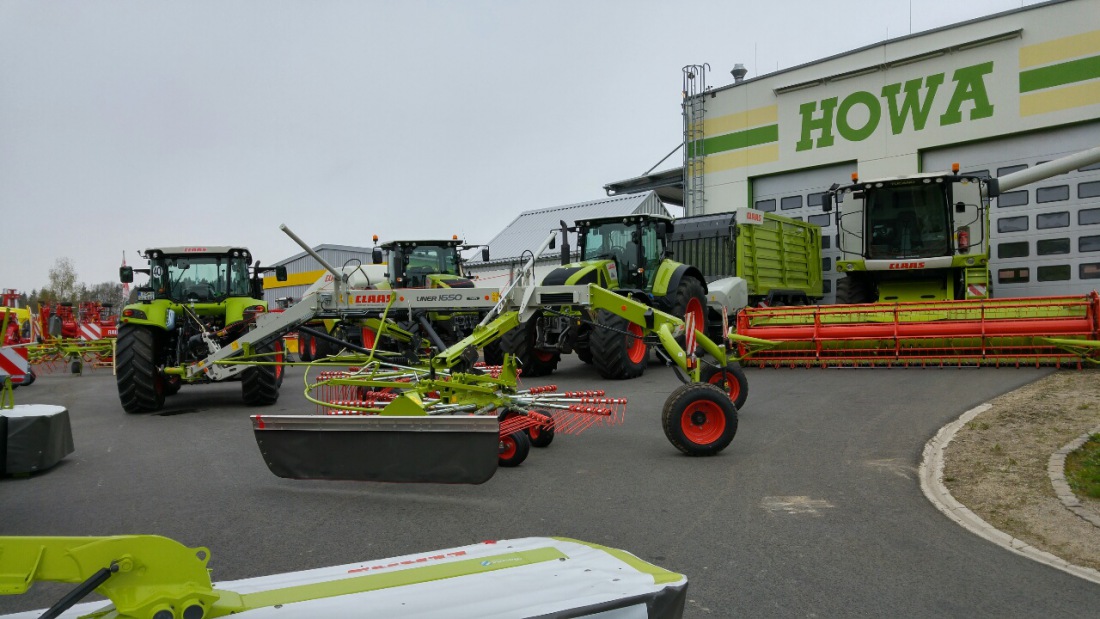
733,146,1100,368
167,225,749,484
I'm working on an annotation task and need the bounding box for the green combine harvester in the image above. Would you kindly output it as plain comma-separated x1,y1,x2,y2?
734,146,1100,367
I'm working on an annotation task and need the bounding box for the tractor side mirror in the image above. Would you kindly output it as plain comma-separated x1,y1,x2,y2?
275,266,288,282
656,222,668,237
481,246,490,262
119,266,134,284
372,248,384,264
955,201,966,213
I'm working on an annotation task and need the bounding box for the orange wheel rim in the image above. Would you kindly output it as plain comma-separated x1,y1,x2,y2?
680,400,725,445
708,371,740,401
626,323,646,363
686,297,704,332
499,436,517,459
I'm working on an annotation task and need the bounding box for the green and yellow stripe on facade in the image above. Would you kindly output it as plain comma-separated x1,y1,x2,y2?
1019,29,1100,116
688,105,779,173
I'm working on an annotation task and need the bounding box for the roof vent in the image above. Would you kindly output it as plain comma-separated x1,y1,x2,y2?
731,64,748,83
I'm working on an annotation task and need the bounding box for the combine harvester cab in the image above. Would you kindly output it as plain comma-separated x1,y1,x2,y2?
734,146,1100,367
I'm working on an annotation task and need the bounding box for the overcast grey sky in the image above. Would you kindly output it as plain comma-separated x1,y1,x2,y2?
0,0,1040,293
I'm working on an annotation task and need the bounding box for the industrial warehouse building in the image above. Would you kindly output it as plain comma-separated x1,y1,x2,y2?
465,192,672,285
608,0,1100,303
261,244,374,306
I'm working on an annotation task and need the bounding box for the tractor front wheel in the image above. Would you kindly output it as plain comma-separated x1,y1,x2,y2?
590,310,647,380
115,324,166,414
498,431,531,467
700,361,749,410
662,382,738,456
482,340,504,366
500,318,559,377
671,277,707,346
242,341,282,406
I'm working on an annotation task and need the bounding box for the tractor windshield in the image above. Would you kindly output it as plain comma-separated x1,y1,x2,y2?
864,181,951,259
402,244,462,287
150,254,252,302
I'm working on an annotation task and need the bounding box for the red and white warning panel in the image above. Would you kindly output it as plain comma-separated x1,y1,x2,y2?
0,345,30,384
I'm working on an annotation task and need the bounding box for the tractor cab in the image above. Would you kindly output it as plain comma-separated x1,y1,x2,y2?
822,168,990,302
120,247,286,304
373,238,488,289
573,214,671,291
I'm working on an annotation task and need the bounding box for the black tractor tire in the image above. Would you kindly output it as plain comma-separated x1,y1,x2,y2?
700,361,749,411
498,431,531,467
241,341,282,406
482,340,504,366
500,318,559,377
670,277,708,350
22,369,36,387
576,345,593,364
836,274,876,304
297,332,313,362
164,376,182,397
590,309,648,380
70,360,82,375
526,412,555,448
115,325,166,414
662,382,738,457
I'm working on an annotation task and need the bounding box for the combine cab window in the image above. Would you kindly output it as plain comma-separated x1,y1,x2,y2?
404,245,461,287
865,182,950,259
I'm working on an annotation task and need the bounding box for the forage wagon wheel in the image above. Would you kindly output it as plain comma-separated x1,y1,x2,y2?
661,382,738,457
498,430,531,467
297,331,313,362
590,309,648,380
526,411,555,448
241,340,283,406
700,361,749,411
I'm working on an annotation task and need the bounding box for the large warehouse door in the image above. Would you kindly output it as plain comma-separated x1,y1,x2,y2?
751,163,854,303
923,123,1100,298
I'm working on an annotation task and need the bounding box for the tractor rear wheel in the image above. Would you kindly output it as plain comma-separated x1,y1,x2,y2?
671,277,707,348
500,318,559,377
700,361,749,410
297,332,313,362
498,431,531,467
116,325,165,414
590,310,647,380
482,340,504,366
662,382,738,456
836,274,876,304
242,341,282,406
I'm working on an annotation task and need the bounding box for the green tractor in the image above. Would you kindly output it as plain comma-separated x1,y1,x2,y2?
298,238,499,367
503,214,707,379
116,246,287,414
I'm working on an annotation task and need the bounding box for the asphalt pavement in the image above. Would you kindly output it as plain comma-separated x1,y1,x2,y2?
2,357,1098,617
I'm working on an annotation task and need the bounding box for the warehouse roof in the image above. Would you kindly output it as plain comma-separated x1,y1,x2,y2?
272,244,374,267
483,192,670,265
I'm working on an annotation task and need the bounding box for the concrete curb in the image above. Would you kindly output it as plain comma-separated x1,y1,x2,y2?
919,403,1100,585
1049,425,1100,529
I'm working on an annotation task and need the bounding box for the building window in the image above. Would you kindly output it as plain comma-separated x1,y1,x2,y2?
998,267,1029,284
808,214,830,226
808,192,825,207
781,195,803,210
1080,181,1100,199
1036,185,1070,203
1082,263,1100,280
997,241,1029,259
997,216,1029,233
755,199,776,212
1037,238,1070,255
1037,212,1070,229
788,216,803,221
997,164,1027,177
996,191,1028,207
822,257,832,271
963,169,990,179
1081,161,1100,172
1037,265,1071,281
823,279,832,293
821,235,831,249
1081,235,1100,252
1081,208,1100,225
